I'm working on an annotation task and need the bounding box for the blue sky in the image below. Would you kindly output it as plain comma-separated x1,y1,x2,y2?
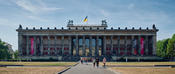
0,0,175,51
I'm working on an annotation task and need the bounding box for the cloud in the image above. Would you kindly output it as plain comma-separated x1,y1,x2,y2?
128,3,135,9
100,9,110,17
27,15,50,22
0,18,9,25
15,0,63,14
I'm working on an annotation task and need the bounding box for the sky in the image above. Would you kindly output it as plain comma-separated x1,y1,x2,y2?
0,0,175,51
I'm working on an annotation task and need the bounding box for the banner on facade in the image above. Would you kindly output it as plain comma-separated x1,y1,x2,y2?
30,37,34,55
140,37,144,55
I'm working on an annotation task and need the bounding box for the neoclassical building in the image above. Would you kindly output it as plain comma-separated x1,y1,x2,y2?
16,20,159,61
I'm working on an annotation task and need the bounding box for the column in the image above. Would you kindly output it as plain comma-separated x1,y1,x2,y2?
40,36,43,56
138,35,141,55
111,36,113,55
117,36,120,56
54,36,57,56
26,36,29,56
61,36,64,55
18,33,22,56
124,36,127,55
48,36,50,56
145,36,148,55
131,36,134,55
34,36,36,56
89,36,92,56
103,36,106,56
152,35,156,55
96,36,99,56
83,36,86,56
68,36,72,55
76,35,79,56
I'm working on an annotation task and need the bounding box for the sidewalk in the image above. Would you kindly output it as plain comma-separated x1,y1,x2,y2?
62,62,118,74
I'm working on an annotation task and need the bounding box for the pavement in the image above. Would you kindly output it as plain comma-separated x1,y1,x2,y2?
62,62,119,74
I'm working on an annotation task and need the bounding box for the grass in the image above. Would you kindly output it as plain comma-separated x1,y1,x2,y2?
0,62,76,74
102,62,175,66
106,62,175,74
0,67,66,74
0,62,77,66
111,67,175,74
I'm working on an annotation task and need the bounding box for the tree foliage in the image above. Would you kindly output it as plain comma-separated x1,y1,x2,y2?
156,38,169,57
157,34,175,59
166,34,175,59
0,39,12,60
14,50,19,59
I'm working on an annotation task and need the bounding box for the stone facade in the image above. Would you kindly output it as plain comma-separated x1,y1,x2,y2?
16,20,159,61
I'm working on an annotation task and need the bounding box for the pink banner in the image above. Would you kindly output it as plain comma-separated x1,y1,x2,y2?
30,37,34,55
140,38,144,55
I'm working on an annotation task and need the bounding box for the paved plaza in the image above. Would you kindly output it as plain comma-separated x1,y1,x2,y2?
62,62,118,74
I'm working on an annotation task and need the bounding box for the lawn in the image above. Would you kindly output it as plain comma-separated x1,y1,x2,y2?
103,62,175,66
0,62,77,66
0,67,66,74
111,67,175,74
0,62,77,74
106,62,175,74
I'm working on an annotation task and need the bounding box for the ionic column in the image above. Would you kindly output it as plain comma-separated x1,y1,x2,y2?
89,36,92,56
117,36,120,56
54,36,57,56
145,36,149,55
68,36,72,55
103,36,106,56
96,36,99,56
40,36,43,56
111,36,113,55
48,36,50,56
76,35,79,56
34,36,36,56
138,35,141,55
83,36,86,56
61,36,64,55
18,34,22,56
131,36,134,55
26,36,29,56
124,36,127,55
152,35,156,55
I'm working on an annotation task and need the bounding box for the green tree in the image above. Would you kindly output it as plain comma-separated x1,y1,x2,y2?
156,38,169,57
166,34,175,59
14,50,19,59
0,39,12,60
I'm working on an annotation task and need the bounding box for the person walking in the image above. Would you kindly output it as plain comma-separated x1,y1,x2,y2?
96,57,99,68
92,58,96,67
80,57,83,64
103,57,106,68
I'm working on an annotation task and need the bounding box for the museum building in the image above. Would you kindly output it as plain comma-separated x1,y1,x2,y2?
16,20,159,61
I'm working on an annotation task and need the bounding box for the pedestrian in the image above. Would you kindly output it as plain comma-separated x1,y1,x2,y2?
83,57,85,64
103,57,106,68
96,57,99,68
84,57,87,65
92,58,96,67
80,57,83,64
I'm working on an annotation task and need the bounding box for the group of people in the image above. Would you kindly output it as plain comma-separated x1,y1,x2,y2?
80,57,88,64
80,57,106,68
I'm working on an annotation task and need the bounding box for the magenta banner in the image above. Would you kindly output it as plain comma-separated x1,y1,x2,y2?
30,37,34,55
140,38,144,55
